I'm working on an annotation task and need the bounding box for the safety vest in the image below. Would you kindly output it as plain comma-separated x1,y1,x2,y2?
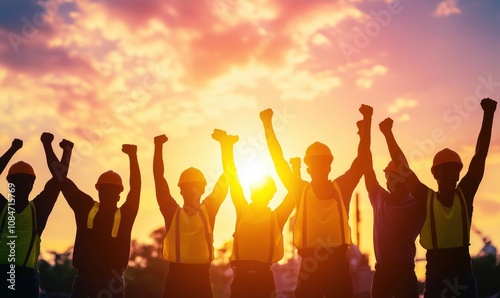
293,181,351,249
0,202,41,269
87,202,121,237
420,188,471,250
231,205,284,264
162,204,213,264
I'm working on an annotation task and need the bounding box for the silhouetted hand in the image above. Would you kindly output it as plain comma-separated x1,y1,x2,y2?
356,120,363,135
260,109,273,123
11,138,23,150
379,118,393,134
154,134,168,145
359,104,373,118
290,157,301,167
122,144,137,155
212,129,239,144
212,129,227,142
41,132,54,144
481,98,497,113
59,139,74,150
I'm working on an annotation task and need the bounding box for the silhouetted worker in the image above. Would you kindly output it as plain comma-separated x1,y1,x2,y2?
60,144,140,298
379,98,497,298
214,128,294,298
260,105,372,298
364,154,425,297
0,133,73,298
154,132,230,298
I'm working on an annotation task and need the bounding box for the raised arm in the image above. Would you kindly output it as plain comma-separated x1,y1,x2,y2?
0,139,23,175
260,109,302,195
34,133,74,226
364,151,379,197
462,98,496,183
212,129,246,215
121,144,141,216
153,134,176,212
275,157,300,230
379,118,427,196
40,132,73,182
347,104,373,182
60,177,94,211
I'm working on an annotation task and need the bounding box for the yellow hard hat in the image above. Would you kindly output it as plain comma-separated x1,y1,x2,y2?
95,170,124,192
431,148,463,173
178,167,207,186
7,161,36,180
304,142,333,165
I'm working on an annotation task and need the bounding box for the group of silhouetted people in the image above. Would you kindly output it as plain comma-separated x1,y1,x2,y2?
0,98,496,298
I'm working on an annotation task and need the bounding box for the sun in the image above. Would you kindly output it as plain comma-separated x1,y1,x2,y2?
238,161,275,191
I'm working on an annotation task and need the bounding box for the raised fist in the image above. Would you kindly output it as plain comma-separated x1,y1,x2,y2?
12,138,23,150
260,109,273,122
154,134,168,145
122,144,137,155
379,118,393,134
41,132,54,144
481,98,497,113
289,157,301,168
359,104,373,118
356,120,364,135
59,139,74,150
212,129,227,142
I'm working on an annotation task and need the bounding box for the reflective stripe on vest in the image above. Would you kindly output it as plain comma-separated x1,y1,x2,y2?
162,204,213,264
0,202,41,269
86,202,121,238
420,188,470,250
231,205,284,264
293,181,351,249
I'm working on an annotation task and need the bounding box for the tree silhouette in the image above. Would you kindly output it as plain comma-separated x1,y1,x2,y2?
38,247,76,297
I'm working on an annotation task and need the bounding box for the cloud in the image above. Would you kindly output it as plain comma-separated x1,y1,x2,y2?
388,97,418,114
356,64,388,89
433,0,461,17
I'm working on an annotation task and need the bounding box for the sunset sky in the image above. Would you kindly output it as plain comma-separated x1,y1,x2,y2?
1,0,499,280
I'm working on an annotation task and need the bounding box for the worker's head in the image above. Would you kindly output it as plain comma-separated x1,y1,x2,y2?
304,142,333,181
7,161,36,199
431,148,463,192
95,170,123,206
383,161,405,194
249,175,277,207
178,167,207,203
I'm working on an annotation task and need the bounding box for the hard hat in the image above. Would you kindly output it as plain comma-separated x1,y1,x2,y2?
383,161,399,174
95,170,124,192
178,167,207,186
431,148,463,173
250,175,277,194
304,142,333,165
7,161,36,180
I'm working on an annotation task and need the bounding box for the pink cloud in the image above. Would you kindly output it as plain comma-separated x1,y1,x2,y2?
92,0,357,85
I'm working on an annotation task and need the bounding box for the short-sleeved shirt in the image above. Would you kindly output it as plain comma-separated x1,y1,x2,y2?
368,183,425,264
